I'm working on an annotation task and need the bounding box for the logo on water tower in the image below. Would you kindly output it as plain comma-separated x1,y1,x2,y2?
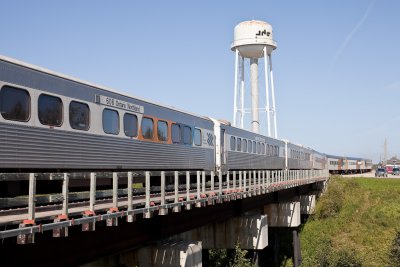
255,29,270,37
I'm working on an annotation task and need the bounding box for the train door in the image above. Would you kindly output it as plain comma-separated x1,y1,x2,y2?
221,129,226,167
209,118,225,174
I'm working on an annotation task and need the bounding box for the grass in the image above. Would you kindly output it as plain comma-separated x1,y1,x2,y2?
299,177,400,266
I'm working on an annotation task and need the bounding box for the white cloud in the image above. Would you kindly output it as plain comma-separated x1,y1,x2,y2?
331,0,376,68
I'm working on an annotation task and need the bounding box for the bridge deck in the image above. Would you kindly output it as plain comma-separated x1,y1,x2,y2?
0,169,329,242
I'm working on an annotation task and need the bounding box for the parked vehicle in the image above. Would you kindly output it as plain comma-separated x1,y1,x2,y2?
392,167,400,175
375,168,388,178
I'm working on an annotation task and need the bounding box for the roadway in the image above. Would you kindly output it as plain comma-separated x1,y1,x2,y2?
340,171,400,179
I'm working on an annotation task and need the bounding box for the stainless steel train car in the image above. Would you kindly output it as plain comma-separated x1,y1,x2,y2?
0,56,371,176
214,119,286,173
327,155,371,174
312,150,327,170
286,142,313,170
0,56,215,171
212,119,325,173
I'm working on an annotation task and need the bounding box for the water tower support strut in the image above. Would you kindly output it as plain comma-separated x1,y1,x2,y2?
240,56,245,128
269,54,278,138
233,49,239,126
263,46,271,137
250,58,260,133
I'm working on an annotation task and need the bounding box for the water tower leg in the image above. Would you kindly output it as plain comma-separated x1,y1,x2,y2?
250,58,260,133
233,49,239,126
269,54,278,138
264,46,271,137
240,56,245,128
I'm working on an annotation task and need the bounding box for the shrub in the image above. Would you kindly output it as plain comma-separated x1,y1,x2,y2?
389,231,400,266
314,178,345,219
331,248,362,267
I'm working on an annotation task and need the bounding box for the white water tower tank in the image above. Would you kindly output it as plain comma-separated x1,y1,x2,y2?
231,20,279,138
231,20,277,58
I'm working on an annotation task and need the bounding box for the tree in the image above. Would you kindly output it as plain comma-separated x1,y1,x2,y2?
231,243,253,267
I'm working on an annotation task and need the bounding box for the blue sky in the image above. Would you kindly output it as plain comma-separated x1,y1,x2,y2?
1,1,399,162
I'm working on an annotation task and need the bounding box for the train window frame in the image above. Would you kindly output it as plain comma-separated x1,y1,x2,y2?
141,117,154,139
253,141,256,153
242,139,247,152
69,101,90,131
38,94,63,127
183,125,192,145
172,123,181,143
262,143,265,155
257,142,261,154
248,140,252,153
0,85,31,122
237,138,242,151
102,108,120,135
194,128,202,146
230,136,236,151
157,120,168,142
123,113,138,137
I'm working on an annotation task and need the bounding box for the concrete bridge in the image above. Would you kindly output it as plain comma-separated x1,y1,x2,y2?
0,169,328,267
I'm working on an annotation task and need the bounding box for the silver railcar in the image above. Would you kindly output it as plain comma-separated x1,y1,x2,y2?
0,56,215,171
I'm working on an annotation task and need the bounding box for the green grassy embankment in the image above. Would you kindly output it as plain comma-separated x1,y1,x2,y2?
300,177,400,266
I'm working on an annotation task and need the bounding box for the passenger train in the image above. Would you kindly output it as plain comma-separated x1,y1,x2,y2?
327,155,372,174
0,56,371,175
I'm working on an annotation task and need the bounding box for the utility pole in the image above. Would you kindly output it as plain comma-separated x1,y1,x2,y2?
384,138,387,165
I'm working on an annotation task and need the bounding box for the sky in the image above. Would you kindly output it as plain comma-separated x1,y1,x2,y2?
0,0,399,163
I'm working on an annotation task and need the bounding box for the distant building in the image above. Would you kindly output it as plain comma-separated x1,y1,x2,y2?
386,156,399,166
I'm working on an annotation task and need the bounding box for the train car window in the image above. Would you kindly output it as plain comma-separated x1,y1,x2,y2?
141,117,154,139
194,128,202,146
69,101,90,131
123,113,138,137
262,143,265,154
172,123,181,143
230,136,236,151
248,140,252,153
253,141,256,153
237,138,242,151
157,120,168,141
183,126,192,145
0,86,30,122
38,94,63,126
242,139,247,152
257,142,261,154
102,108,119,135
275,146,279,157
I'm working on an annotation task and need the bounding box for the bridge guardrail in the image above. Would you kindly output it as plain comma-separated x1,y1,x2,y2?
0,169,329,243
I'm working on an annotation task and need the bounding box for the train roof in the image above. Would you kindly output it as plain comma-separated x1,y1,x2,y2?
326,154,367,161
0,55,212,122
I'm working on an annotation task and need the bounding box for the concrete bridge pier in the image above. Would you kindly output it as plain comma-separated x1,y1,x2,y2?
80,241,203,267
259,202,301,266
264,202,301,228
299,194,316,215
178,212,268,250
133,241,203,267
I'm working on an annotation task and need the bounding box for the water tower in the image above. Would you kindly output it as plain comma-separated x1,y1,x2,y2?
231,20,278,137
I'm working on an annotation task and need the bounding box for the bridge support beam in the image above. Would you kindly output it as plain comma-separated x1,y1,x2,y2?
264,202,300,227
133,241,202,267
81,241,203,267
299,194,316,215
178,212,268,250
